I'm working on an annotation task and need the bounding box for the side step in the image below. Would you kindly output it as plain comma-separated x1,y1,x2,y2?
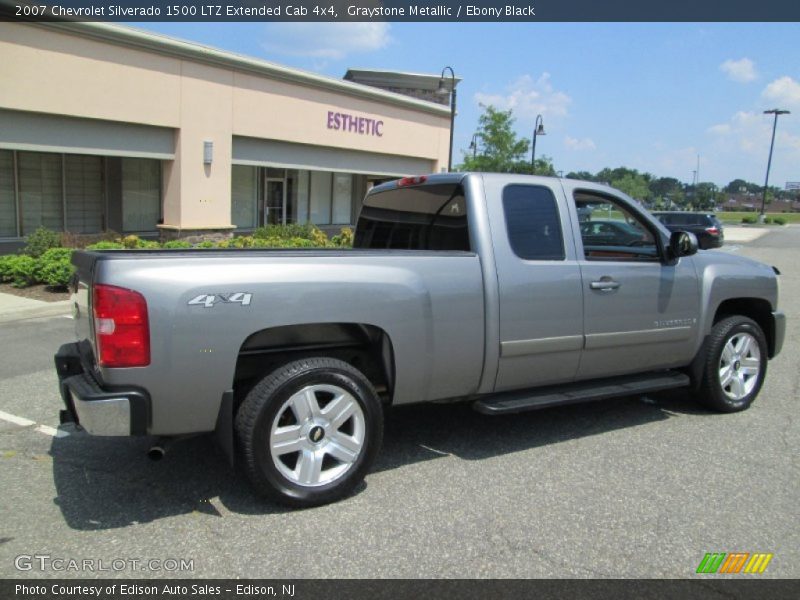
474,371,690,415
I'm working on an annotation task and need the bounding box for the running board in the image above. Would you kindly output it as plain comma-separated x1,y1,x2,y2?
473,371,690,415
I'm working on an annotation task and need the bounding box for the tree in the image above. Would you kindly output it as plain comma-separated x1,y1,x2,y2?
459,105,530,173
724,179,760,194
565,171,596,182
610,172,651,202
533,156,557,177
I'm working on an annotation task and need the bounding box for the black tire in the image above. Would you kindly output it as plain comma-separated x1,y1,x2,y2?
697,316,767,413
235,357,383,507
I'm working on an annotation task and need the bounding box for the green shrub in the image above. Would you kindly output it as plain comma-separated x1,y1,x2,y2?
331,227,354,247
254,223,317,240
763,217,773,224
741,215,757,224
3,255,38,287
195,240,217,249
0,255,16,283
86,241,125,250
162,240,192,249
773,216,787,225
22,227,62,258
36,248,74,288
137,239,161,249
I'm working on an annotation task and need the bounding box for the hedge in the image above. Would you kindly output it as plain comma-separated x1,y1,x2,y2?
2,225,354,289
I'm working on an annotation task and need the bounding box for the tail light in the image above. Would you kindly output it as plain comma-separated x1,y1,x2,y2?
398,176,427,187
705,227,720,236
93,284,150,367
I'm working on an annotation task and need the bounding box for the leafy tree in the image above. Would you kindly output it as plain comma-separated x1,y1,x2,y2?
724,179,760,194
460,105,530,173
611,172,651,202
532,156,557,177
565,171,596,182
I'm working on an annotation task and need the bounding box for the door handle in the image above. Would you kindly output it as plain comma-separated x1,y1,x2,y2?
590,278,621,291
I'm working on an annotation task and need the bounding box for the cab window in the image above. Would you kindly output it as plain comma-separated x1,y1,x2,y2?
574,192,658,261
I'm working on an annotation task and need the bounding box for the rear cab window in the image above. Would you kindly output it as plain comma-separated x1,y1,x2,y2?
502,185,565,260
354,183,470,250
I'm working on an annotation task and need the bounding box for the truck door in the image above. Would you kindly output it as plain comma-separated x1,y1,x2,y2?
484,179,584,392
564,184,700,379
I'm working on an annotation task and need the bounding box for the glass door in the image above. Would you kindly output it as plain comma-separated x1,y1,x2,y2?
264,172,286,225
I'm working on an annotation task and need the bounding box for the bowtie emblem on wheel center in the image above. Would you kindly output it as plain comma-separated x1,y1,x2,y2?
308,425,325,444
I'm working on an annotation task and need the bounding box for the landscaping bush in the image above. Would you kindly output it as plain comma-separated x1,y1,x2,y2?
3,255,38,287
86,241,125,250
0,255,16,283
741,215,757,224
331,227,354,248
22,227,62,258
253,223,317,240
763,217,773,224
36,248,74,288
162,240,192,249
774,216,787,225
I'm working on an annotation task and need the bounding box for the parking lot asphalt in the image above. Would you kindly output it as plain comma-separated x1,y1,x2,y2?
0,227,797,579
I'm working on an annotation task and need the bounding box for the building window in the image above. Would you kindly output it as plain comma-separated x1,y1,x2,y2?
0,150,15,237
65,155,104,233
289,171,309,225
18,151,63,234
309,170,332,225
122,158,161,232
332,173,353,225
231,165,257,229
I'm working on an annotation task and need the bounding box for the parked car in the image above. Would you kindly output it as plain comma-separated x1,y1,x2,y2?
579,219,651,247
56,174,784,507
651,211,724,249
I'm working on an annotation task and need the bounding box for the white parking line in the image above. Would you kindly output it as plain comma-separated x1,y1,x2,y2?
0,409,70,437
35,424,69,438
0,409,35,427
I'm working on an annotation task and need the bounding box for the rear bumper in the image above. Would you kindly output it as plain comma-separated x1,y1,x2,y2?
772,310,785,358
55,343,149,436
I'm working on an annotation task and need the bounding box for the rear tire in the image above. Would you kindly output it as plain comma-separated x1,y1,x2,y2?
697,316,767,413
236,357,383,507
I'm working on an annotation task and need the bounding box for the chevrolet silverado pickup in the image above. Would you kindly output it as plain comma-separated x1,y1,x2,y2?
55,173,785,506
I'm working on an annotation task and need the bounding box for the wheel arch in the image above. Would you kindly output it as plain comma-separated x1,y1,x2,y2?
230,322,396,410
712,297,777,358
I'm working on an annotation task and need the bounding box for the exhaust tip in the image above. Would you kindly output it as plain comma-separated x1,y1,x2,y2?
147,446,166,461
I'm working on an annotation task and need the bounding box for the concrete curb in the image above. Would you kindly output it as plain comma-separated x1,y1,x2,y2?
0,296,72,324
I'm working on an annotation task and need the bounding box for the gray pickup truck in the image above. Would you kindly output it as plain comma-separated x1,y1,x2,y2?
55,173,785,506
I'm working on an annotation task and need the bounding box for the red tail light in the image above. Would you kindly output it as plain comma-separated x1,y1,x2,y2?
93,284,150,367
398,176,428,187
705,227,720,235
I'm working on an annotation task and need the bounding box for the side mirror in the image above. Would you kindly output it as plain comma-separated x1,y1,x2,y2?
669,230,698,260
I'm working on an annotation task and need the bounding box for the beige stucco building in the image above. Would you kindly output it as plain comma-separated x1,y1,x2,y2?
0,22,455,248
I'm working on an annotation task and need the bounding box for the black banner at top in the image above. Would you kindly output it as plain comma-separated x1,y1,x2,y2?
2,0,800,22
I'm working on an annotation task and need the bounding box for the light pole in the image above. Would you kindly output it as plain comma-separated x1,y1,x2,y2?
760,108,790,219
469,133,478,159
436,66,457,172
531,114,546,173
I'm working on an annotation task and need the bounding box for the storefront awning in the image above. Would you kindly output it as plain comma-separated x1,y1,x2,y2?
232,136,434,178
0,109,175,159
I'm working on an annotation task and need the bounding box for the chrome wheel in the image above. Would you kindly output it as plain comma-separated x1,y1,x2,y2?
718,332,761,401
269,384,365,487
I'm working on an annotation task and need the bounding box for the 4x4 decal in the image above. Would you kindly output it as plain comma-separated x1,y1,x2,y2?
188,293,252,308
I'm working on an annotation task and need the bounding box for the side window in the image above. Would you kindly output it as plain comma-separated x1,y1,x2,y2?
573,192,658,261
503,185,565,261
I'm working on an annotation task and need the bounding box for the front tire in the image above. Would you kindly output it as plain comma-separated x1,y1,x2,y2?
236,357,383,507
698,316,767,413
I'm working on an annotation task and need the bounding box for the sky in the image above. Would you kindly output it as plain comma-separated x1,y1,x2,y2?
133,21,800,189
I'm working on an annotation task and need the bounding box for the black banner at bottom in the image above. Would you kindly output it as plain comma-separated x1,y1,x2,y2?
3,579,800,600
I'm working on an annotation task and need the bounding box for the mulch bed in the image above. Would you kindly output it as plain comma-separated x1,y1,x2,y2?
0,283,70,302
